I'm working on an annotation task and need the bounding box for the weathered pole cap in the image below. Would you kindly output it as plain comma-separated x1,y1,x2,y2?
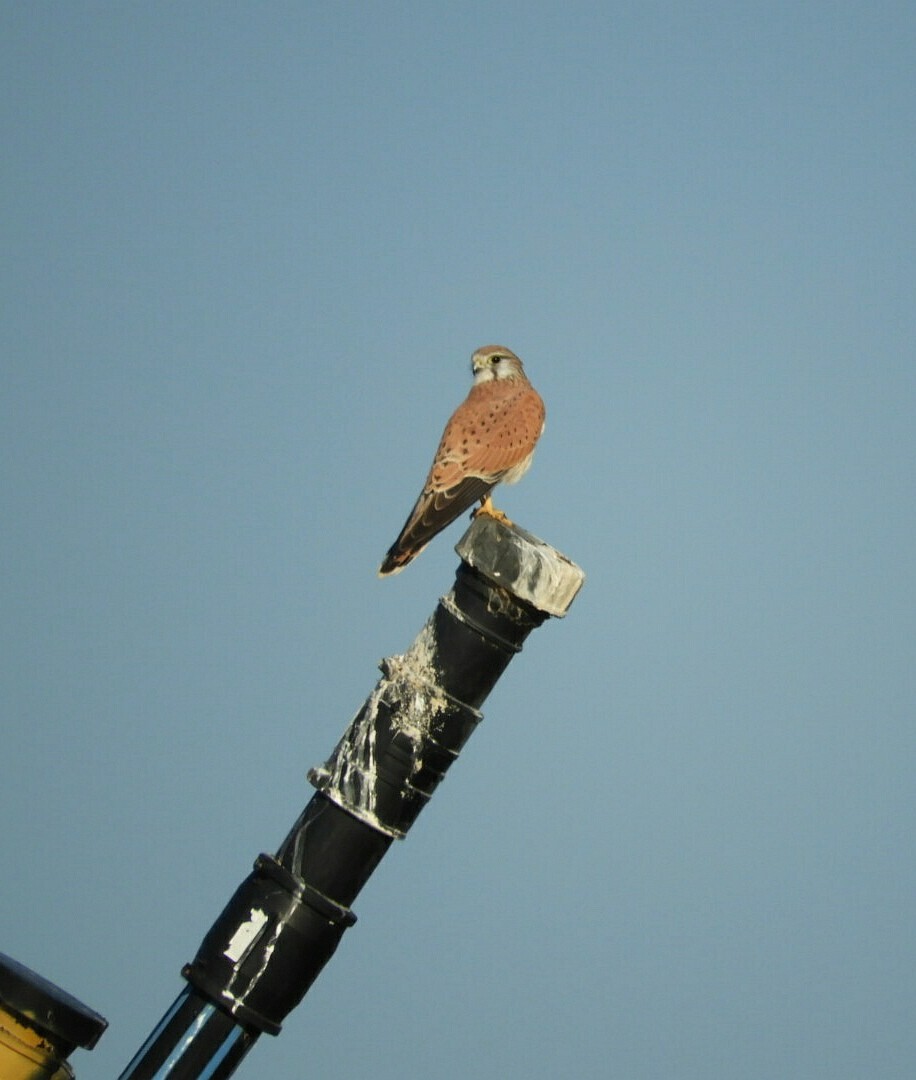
454,516,585,618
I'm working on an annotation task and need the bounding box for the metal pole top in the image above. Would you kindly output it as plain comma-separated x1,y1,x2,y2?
454,515,585,619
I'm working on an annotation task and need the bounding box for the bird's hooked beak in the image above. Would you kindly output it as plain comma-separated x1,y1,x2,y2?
471,355,496,384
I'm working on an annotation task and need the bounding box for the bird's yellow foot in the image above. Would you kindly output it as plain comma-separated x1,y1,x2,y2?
473,493,513,526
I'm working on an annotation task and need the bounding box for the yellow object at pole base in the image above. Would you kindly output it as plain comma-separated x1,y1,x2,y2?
0,1004,74,1079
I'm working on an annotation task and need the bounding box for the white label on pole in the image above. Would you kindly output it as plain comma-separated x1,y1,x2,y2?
223,907,269,962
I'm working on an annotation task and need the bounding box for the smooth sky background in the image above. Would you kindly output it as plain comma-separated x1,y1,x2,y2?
2,4,915,1078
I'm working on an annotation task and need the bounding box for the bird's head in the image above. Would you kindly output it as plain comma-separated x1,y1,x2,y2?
471,345,525,383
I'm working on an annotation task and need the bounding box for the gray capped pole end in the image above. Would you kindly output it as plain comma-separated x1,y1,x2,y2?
454,513,585,618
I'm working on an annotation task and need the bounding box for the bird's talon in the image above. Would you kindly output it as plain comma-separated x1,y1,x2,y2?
474,495,513,526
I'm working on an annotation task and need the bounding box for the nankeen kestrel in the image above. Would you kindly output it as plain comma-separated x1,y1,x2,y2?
378,344,545,576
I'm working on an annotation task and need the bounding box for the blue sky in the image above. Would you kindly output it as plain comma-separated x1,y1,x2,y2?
2,4,915,1077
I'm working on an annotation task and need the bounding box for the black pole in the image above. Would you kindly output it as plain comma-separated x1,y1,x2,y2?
119,516,584,1079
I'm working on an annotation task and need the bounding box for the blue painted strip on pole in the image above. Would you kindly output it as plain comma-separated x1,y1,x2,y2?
198,1026,248,1080
147,1002,218,1079
117,990,190,1078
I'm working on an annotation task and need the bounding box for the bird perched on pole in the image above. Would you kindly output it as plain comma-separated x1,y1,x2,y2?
378,344,545,576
